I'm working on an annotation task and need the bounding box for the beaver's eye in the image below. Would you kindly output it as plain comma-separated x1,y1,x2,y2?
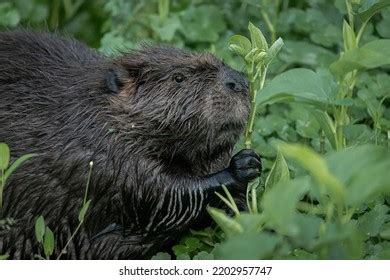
173,73,185,83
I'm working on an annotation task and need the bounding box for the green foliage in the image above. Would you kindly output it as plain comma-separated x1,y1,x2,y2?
2,0,390,260
34,216,55,259
0,143,36,211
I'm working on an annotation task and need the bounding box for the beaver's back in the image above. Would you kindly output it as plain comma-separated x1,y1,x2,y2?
0,31,108,157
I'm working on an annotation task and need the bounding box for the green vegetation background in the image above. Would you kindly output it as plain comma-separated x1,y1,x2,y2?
1,0,390,260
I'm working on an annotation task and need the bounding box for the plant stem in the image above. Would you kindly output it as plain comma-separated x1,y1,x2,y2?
245,66,268,149
56,162,93,259
320,130,325,154
0,169,4,212
56,222,83,260
260,10,276,43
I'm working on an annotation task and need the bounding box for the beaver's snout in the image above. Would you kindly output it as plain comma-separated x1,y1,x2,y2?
222,67,249,95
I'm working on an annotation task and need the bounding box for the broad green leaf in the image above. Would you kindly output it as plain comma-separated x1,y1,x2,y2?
215,232,280,260
325,145,390,206
380,222,390,240
149,15,181,41
358,0,390,22
229,35,251,56
0,143,10,171
343,124,375,145
207,207,243,237
292,213,323,250
315,221,363,259
309,110,337,149
172,245,187,256
0,3,21,27
176,254,191,260
184,237,201,250
264,149,290,189
0,254,9,260
279,40,336,67
248,22,268,50
358,205,388,239
193,251,214,260
256,68,337,109
279,143,345,208
78,199,91,222
345,157,390,206
330,40,390,77
180,5,226,42
262,178,310,236
3,153,37,183
43,226,55,258
292,249,317,260
35,216,45,243
151,252,171,260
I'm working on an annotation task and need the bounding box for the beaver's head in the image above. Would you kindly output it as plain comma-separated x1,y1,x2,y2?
107,46,249,160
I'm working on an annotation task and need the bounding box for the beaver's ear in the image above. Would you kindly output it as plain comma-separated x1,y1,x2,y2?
115,53,149,80
104,68,126,94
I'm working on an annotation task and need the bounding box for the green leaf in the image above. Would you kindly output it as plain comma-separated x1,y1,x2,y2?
229,35,251,57
330,40,390,77
358,0,390,22
149,14,181,41
358,205,388,239
176,253,191,260
380,222,390,240
262,178,310,235
0,143,10,171
342,20,357,50
248,22,268,50
265,37,284,64
172,245,188,256
215,232,280,259
179,5,226,42
3,153,37,183
264,149,290,189
345,157,390,206
0,254,9,260
279,143,345,208
325,145,390,206
292,213,323,250
235,214,265,233
0,3,21,27
309,110,337,149
256,68,337,109
78,199,91,222
279,40,337,67
193,251,214,260
207,207,243,237
151,252,171,260
43,226,55,258
292,249,317,260
35,215,45,244
319,220,365,259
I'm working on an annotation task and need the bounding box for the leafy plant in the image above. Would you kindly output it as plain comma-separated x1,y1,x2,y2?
0,143,36,212
34,215,55,259
229,22,284,149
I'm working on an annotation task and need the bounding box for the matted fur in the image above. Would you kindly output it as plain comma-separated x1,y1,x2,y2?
0,31,252,259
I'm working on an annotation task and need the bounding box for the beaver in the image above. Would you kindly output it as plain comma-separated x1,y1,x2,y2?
0,31,261,259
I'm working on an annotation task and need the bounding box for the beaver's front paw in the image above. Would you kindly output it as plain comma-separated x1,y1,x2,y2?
228,149,262,184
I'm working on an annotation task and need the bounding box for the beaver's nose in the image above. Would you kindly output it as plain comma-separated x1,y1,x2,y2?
224,69,249,94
